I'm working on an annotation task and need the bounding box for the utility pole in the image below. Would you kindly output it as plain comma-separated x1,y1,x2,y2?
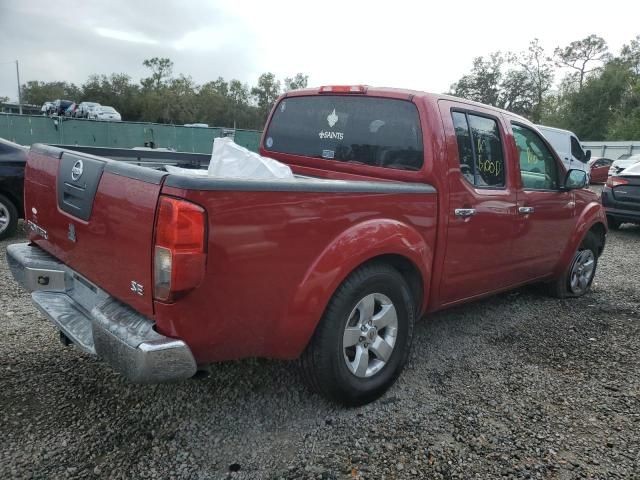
16,60,22,115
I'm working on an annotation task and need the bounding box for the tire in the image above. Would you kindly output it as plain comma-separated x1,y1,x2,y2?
607,215,621,230
0,194,18,241
547,231,599,298
299,262,416,406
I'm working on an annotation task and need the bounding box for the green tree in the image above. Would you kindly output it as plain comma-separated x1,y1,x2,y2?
620,35,640,75
81,73,142,121
21,80,81,106
141,57,174,90
554,35,610,90
561,62,631,139
284,73,309,91
251,72,281,122
449,53,504,106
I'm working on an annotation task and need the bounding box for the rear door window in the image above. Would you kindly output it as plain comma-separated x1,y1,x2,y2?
264,96,424,171
451,111,506,187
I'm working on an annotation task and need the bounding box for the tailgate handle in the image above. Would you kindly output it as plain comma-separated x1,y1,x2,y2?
518,206,535,215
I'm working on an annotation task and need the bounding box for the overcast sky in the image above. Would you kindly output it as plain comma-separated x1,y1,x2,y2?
0,0,638,102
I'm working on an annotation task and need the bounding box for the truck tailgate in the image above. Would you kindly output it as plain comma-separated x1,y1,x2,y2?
23,145,167,317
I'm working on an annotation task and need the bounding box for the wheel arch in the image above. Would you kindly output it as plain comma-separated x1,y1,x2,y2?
555,202,607,277
588,221,606,256
274,219,434,359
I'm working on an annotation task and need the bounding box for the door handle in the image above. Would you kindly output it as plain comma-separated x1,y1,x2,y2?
518,206,535,215
454,208,476,218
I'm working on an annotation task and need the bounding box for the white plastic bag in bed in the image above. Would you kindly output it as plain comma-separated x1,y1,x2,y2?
164,165,208,176
208,137,293,180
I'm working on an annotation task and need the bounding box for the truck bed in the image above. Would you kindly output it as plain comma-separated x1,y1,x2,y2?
22,144,437,364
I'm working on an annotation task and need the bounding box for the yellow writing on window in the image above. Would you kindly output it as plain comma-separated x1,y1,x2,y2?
526,147,540,164
476,137,502,176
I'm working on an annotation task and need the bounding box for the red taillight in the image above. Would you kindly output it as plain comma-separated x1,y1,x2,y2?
319,85,367,94
154,196,206,302
606,177,629,188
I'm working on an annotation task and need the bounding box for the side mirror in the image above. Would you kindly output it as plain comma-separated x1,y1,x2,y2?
584,150,591,162
563,169,588,190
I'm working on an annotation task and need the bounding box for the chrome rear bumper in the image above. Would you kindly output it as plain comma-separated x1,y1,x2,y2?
6,242,197,383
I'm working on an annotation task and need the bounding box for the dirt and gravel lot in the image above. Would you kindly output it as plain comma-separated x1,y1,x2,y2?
1,220,639,480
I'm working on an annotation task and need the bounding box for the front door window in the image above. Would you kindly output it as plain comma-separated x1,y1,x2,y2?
512,124,560,190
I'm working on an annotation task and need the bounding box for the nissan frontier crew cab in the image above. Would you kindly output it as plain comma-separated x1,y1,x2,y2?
7,86,607,405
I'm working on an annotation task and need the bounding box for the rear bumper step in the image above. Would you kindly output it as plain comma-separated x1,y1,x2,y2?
6,242,197,383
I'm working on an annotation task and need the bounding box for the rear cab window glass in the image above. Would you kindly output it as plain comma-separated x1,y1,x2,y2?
451,111,505,187
264,95,424,171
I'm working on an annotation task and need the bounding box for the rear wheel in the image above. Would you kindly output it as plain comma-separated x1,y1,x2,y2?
0,194,18,241
299,262,416,406
547,231,599,298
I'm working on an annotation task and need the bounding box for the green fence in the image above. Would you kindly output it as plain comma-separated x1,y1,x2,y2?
0,114,263,153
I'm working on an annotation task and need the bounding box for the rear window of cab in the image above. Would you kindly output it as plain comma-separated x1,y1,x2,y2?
264,95,424,171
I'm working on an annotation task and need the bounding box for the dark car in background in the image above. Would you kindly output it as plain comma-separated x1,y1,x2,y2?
602,162,640,229
64,103,79,117
54,99,74,116
0,138,27,240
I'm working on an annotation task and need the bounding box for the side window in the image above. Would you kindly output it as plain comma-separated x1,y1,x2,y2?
512,124,560,190
571,136,585,161
452,112,475,183
451,111,505,187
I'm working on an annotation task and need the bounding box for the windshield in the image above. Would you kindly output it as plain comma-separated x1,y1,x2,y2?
264,95,424,171
100,107,116,113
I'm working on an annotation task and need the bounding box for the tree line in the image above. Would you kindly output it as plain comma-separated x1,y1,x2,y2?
19,58,308,130
449,35,640,140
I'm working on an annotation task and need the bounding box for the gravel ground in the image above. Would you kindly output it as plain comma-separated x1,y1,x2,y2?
1,219,639,480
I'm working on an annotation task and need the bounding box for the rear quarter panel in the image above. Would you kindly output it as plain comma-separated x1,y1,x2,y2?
156,185,437,363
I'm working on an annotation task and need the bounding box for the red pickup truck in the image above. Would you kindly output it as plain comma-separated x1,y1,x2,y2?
7,86,607,405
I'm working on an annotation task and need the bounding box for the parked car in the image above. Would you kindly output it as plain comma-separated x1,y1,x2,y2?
6,86,607,405
89,106,121,121
40,102,55,116
601,161,640,229
76,102,101,118
608,153,640,176
64,103,79,117
53,99,74,116
537,125,591,174
0,138,27,240
588,157,614,183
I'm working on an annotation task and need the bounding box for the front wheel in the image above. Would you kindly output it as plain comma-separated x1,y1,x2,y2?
547,231,599,298
299,262,416,406
0,194,18,240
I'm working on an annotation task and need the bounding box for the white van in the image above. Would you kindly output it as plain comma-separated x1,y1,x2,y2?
536,125,591,174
